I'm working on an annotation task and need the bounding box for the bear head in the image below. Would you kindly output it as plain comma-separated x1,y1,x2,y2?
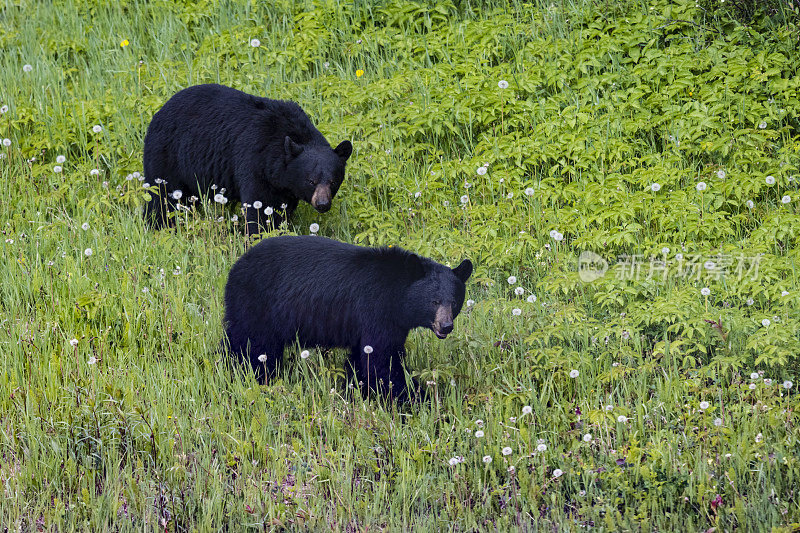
284,137,352,213
402,256,473,339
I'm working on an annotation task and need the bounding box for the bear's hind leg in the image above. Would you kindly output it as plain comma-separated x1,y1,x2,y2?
225,324,284,383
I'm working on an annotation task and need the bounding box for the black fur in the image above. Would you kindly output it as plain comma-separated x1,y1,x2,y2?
143,84,352,233
223,236,473,401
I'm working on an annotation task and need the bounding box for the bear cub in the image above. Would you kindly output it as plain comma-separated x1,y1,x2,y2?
143,84,352,233
223,236,473,401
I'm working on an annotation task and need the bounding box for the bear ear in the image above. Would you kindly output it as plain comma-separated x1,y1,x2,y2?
334,140,352,161
452,259,473,283
404,253,427,280
284,136,304,160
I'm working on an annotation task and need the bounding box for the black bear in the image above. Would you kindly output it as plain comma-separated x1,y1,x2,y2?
223,236,473,401
142,84,353,233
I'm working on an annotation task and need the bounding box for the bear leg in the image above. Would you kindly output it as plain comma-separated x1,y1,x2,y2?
350,345,409,401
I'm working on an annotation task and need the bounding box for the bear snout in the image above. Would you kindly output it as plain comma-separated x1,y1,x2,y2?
432,305,454,339
311,184,332,212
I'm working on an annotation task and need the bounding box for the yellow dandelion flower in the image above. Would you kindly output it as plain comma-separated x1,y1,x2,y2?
120,39,130,48
356,69,364,78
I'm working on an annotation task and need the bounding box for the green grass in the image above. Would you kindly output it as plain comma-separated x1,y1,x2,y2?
1,0,800,530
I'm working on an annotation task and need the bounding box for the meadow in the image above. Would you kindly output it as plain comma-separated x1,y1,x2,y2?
1,0,800,530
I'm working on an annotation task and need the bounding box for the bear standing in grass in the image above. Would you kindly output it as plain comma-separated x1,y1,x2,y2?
143,84,352,233
224,236,473,401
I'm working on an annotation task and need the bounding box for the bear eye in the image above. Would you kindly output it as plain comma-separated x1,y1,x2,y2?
432,299,441,306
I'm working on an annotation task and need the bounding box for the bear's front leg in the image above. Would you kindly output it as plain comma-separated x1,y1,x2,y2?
350,344,410,401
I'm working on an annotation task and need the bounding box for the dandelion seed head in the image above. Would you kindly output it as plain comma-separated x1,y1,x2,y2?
264,206,274,215
537,443,547,452
90,169,100,176
1,138,10,147
696,181,707,192
751,372,759,380
501,447,512,456
749,383,756,390
172,190,183,200
507,275,517,285
522,405,532,415
762,318,771,327
475,430,484,438
583,433,592,442
87,356,97,365
765,175,776,185
746,200,754,209
483,455,492,463
250,38,261,47
23,64,33,72
363,345,373,354
466,299,475,307
512,308,522,316
56,155,66,164
81,222,89,231
650,183,661,192
764,378,772,386
84,248,93,257
53,165,62,173
92,125,103,133
569,369,579,378
717,169,725,179
699,401,710,410
782,195,791,204
300,350,310,359
525,187,534,196
526,294,537,303
69,338,79,347
714,417,723,427
783,380,793,390
617,415,627,423
448,457,458,466
498,80,509,89
553,469,563,478
309,223,319,234
514,287,524,296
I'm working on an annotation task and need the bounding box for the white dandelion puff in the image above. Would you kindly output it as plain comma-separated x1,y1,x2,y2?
56,155,66,164
250,38,261,47
448,457,459,466
476,166,487,176
746,200,754,209
783,380,793,390
483,455,492,464
363,345,373,354
466,299,475,307
460,195,469,204
765,175,776,185
699,401,710,410
582,434,592,442
525,187,534,196
90,169,100,176
87,356,97,365
701,287,711,296
1,138,10,147
53,165,62,173
501,447,512,456
552,469,563,478
750,372,759,380
650,183,661,192
713,418,723,427
716,169,725,179
475,430,484,438
84,248,93,257
536,443,547,452
762,318,771,327
309,223,319,234
69,338,79,347
512,308,522,316
23,64,33,72
81,222,90,231
264,206,274,215
526,294,537,303
617,415,627,423
258,354,267,363
498,80,509,89
92,125,103,133
172,190,183,200
696,181,707,192
522,405,532,415
569,369,579,378
782,195,791,204
507,275,517,285
300,350,310,359
514,287,524,296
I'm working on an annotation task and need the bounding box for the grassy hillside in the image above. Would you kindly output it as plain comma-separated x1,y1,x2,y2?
1,0,799,529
